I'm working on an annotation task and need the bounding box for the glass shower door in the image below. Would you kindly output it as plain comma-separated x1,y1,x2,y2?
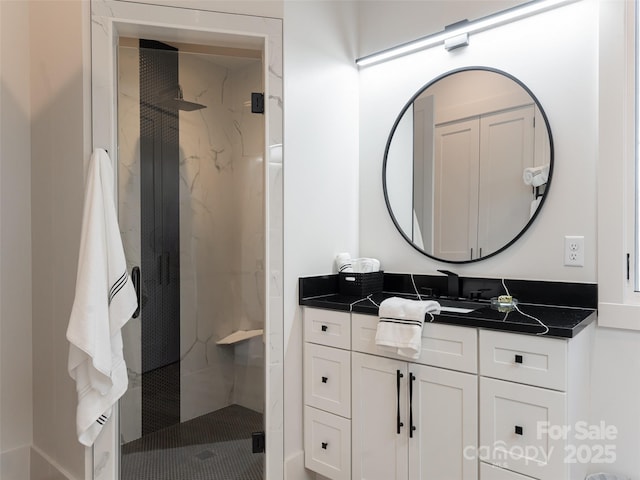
116,38,266,480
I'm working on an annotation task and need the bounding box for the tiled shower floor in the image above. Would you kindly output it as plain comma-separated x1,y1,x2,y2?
121,404,263,480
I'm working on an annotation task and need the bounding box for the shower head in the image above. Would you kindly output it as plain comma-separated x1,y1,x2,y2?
156,85,206,112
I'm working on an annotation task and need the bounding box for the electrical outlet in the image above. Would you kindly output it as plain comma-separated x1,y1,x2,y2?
564,236,584,267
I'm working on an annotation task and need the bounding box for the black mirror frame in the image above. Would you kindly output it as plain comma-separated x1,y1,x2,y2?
382,66,554,264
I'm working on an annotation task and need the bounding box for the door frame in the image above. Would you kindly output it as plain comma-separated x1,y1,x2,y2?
90,1,283,479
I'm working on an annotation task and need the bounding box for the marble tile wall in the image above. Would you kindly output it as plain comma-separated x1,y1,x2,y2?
178,52,265,422
117,45,265,443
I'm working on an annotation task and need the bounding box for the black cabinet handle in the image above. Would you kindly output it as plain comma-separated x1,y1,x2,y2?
157,255,163,285
321,442,328,450
515,354,523,364
396,370,404,434
131,266,141,318
321,376,328,384
321,325,328,332
409,372,416,438
515,425,523,435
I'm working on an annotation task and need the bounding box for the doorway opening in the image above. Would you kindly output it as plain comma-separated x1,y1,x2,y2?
117,37,266,480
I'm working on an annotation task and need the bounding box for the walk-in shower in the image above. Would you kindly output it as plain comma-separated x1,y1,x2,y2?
116,38,265,480
155,85,207,112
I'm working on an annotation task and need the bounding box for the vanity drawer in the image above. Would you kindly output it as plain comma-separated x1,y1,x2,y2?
479,377,566,480
304,406,351,480
480,462,539,480
479,329,567,391
304,343,351,418
304,308,351,350
351,313,477,373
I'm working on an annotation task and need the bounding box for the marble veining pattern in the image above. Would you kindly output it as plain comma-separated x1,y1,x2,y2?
117,45,265,442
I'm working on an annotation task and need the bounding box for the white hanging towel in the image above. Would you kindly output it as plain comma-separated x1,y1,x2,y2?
66,148,138,447
375,297,440,359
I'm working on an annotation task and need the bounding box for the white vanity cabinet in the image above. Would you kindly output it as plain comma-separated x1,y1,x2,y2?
303,308,352,480
351,352,478,480
303,307,478,480
350,313,478,480
302,306,594,480
478,327,593,480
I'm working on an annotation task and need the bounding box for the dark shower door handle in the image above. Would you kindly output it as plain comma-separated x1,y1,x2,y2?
165,252,171,285
132,266,141,318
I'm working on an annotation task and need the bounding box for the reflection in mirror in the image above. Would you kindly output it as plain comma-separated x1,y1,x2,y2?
384,67,553,263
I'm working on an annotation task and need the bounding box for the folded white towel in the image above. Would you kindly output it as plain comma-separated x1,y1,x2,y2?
335,252,354,273
352,257,381,273
66,148,138,446
375,297,441,359
523,164,549,187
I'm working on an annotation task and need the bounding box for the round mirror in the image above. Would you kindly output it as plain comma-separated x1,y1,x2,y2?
383,67,553,263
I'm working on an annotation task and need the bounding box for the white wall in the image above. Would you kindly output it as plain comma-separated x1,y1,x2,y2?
359,1,640,478
357,0,529,59
14,2,640,480
30,1,90,478
359,0,598,283
117,0,283,18
591,1,640,478
282,1,359,477
0,0,33,478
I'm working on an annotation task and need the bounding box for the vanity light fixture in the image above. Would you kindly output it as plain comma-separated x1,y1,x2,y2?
355,0,576,67
443,20,470,51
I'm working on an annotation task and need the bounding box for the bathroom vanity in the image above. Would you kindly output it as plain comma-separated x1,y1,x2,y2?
299,273,596,480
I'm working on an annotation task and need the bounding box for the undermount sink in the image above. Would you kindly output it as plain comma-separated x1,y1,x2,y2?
436,299,486,314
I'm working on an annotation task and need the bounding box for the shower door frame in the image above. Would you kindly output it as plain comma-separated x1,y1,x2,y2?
90,1,283,479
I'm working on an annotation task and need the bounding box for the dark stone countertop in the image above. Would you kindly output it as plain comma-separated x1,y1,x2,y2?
299,274,597,338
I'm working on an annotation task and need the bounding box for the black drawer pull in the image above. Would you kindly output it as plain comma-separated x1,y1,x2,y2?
321,325,328,332
409,372,416,438
396,370,404,434
321,442,328,449
321,376,328,383
515,354,523,364
515,425,523,435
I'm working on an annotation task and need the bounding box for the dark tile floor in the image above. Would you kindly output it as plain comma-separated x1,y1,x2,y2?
121,404,263,480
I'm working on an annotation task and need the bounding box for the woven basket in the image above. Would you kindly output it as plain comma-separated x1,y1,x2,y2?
338,271,384,296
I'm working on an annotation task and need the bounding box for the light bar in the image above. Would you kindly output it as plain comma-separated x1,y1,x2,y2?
355,0,576,67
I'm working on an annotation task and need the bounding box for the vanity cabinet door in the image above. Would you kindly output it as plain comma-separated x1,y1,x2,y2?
479,329,567,391
304,343,351,418
409,364,478,480
352,352,409,480
351,352,478,480
305,406,351,480
479,377,567,480
304,308,351,350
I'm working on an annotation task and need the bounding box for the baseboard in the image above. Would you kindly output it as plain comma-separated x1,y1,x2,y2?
0,445,30,480
284,450,314,480
30,445,78,480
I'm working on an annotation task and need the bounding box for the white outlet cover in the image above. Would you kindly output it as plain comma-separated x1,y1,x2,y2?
564,235,584,267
